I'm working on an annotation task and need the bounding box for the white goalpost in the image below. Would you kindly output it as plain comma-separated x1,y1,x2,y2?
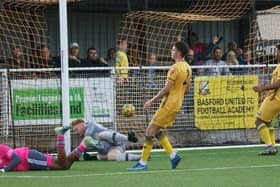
59,0,71,154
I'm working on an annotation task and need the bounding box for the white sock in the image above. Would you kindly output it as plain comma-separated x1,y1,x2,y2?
116,153,141,161
170,151,177,159
139,159,147,165
127,153,141,161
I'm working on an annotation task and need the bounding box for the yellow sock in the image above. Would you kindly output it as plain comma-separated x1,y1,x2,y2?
269,127,276,146
257,124,272,145
141,139,153,161
158,134,173,155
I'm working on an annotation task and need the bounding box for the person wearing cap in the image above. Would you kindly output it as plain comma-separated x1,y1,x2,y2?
69,42,81,67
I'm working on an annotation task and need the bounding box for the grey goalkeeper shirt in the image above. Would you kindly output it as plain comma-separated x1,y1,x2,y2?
84,121,108,139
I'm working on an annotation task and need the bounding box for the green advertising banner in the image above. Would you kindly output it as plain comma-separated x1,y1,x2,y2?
13,88,84,120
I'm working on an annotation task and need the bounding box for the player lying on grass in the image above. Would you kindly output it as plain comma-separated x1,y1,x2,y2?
69,119,140,161
0,126,94,172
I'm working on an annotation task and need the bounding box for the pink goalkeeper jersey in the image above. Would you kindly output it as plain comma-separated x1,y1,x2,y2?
0,144,30,171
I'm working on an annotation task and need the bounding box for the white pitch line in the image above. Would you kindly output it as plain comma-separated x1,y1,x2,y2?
150,149,259,157
1,164,280,179
126,144,275,153
49,144,270,156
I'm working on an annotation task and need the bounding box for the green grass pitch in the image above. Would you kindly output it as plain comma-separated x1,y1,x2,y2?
1,147,280,187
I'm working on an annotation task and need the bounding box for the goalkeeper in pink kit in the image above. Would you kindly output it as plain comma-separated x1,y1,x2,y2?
0,126,94,172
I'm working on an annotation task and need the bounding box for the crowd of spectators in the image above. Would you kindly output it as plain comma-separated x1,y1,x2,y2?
2,31,278,78
2,42,115,69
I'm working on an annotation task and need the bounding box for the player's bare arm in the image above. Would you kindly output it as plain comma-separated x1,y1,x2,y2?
253,80,280,93
184,83,190,95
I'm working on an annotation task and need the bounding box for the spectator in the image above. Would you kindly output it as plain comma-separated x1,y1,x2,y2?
186,49,195,65
147,53,157,89
106,48,116,67
82,47,109,77
226,51,239,66
115,38,129,85
239,50,255,74
35,45,57,68
187,48,201,76
235,47,243,62
69,42,81,67
85,47,107,67
222,41,238,61
6,47,26,68
188,32,206,65
177,35,184,42
240,50,253,65
226,50,239,75
187,32,221,64
205,47,230,76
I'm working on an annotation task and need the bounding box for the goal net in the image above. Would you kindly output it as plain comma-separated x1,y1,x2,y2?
0,0,115,152
0,0,86,152
0,0,279,153
117,0,280,148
